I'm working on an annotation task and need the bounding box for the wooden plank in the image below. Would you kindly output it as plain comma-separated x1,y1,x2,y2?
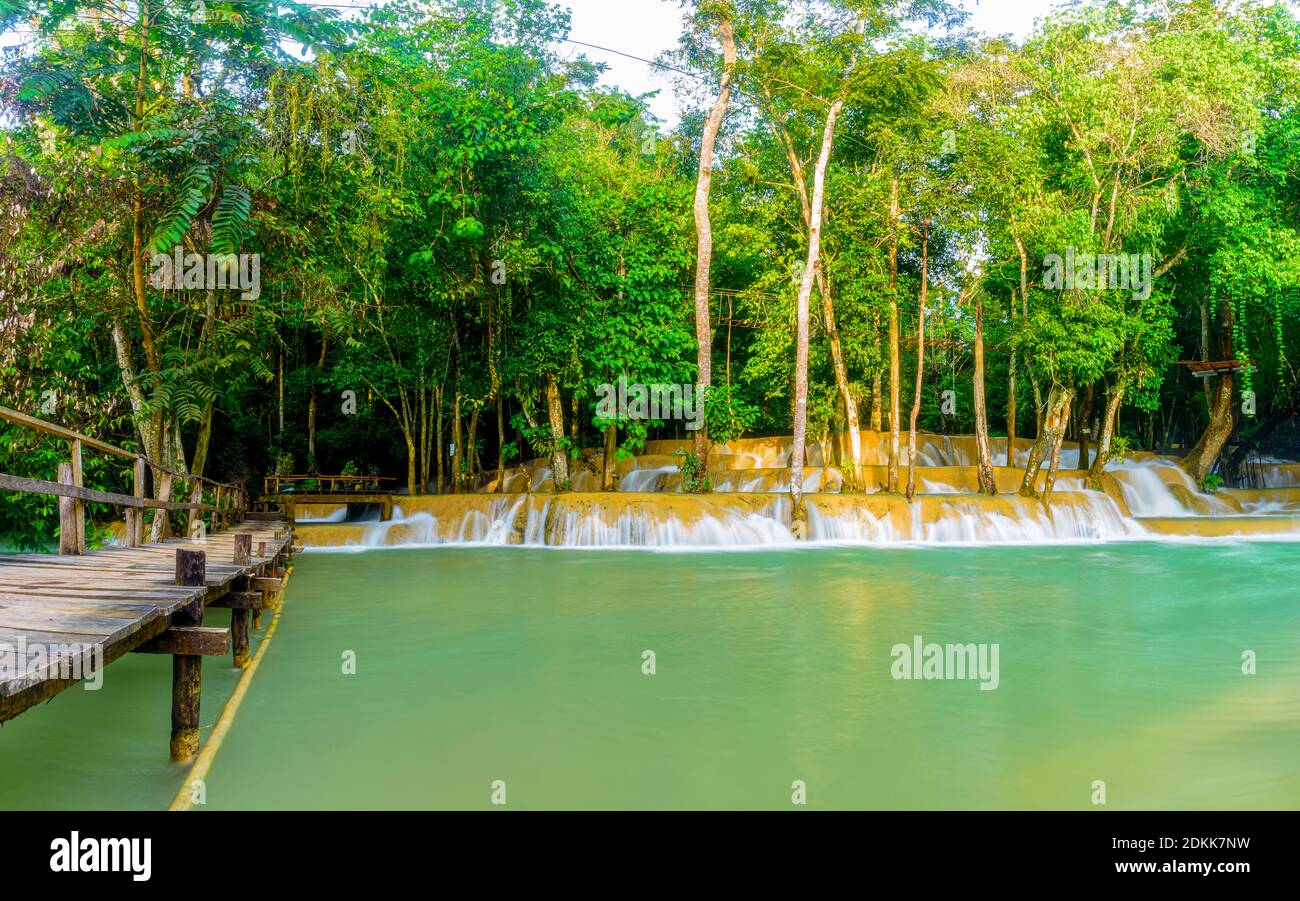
0,606,148,635
206,592,268,611
134,626,229,657
0,473,229,512
0,614,171,718
249,576,282,592
0,405,136,459
0,594,171,612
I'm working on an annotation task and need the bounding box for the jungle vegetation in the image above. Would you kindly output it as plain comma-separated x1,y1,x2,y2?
1,0,1298,544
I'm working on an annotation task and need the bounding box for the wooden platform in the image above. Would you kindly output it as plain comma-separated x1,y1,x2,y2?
262,493,394,521
0,519,293,725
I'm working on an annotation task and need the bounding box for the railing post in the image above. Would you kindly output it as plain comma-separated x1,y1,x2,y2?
126,455,146,547
230,534,253,668
214,484,225,532
57,462,79,555
70,439,85,553
186,481,204,541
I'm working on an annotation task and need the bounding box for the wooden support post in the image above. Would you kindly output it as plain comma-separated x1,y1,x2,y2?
125,456,146,547
214,485,225,531
233,533,252,566
231,608,250,668
169,594,204,762
175,547,206,586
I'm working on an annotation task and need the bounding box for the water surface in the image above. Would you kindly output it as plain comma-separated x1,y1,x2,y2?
2,543,1297,809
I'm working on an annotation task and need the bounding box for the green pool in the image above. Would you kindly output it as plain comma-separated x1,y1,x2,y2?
2,542,1298,809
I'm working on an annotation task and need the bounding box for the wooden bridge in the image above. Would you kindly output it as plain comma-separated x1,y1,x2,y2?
0,406,296,761
260,473,397,522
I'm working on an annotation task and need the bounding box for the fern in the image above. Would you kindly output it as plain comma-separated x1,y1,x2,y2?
210,185,252,257
148,163,214,254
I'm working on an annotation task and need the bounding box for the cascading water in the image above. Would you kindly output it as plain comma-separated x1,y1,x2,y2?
294,432,1300,550
1109,459,1238,517
618,466,678,492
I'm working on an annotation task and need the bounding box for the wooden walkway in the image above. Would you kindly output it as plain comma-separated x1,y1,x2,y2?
0,516,295,757
0,406,296,761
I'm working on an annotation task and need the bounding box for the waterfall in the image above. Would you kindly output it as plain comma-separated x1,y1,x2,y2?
619,465,678,492
294,505,348,523
292,432,1299,551
1109,459,1237,517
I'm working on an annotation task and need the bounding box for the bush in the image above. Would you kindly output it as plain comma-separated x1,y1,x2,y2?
672,448,712,494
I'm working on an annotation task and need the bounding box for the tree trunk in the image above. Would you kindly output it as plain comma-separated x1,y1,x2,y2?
906,224,928,501
1042,388,1075,504
1007,292,1018,467
601,423,617,491
789,18,864,521
1182,299,1238,484
308,338,327,468
886,176,902,493
1019,385,1068,497
1077,383,1095,473
403,430,417,497
189,400,214,479
691,17,737,460
1088,382,1125,487
468,406,480,488
452,393,463,492
545,373,569,492
772,122,863,491
972,287,997,495
435,386,445,493
495,395,506,493
1182,373,1235,484
870,369,883,432
277,349,285,436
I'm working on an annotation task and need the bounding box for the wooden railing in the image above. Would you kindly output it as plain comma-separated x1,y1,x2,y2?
263,473,396,495
0,406,247,553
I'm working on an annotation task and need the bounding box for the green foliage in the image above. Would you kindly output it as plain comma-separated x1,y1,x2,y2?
672,448,712,494
1,0,1298,526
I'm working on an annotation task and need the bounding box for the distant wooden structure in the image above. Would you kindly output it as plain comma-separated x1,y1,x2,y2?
1177,359,1253,379
0,407,294,760
260,473,396,523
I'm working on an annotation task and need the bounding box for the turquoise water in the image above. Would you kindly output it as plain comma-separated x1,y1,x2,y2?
0,607,255,810
3,543,1299,809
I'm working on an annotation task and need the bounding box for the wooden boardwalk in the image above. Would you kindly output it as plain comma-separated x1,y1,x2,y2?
0,406,296,760
0,517,295,757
